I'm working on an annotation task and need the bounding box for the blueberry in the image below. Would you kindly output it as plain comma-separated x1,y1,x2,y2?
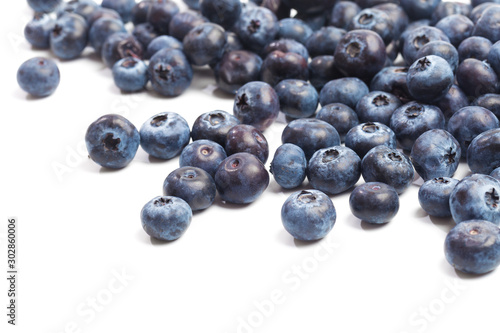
308,55,342,91
349,182,399,224
472,93,500,120
168,10,208,42
418,177,459,218
345,122,397,159
406,55,454,104
85,114,140,169
148,48,193,97
139,112,191,160
17,57,60,97
101,0,136,23
179,139,227,179
130,0,154,25
101,32,143,69
445,220,500,275
132,22,159,49
390,101,445,151
214,152,269,204
163,166,216,211
24,13,55,49
27,0,62,13
86,7,122,28
281,118,341,161
281,189,336,241
410,129,461,181
315,103,359,141
348,8,394,45
146,0,180,35
234,7,278,54
275,79,318,119
401,25,450,66
111,57,148,92
307,146,361,195
435,14,474,48
183,23,227,67
361,145,414,194
467,128,500,175
329,1,361,30
50,13,88,60
200,0,242,30
319,77,369,109
333,29,386,82
140,196,192,241
469,2,500,24
472,5,500,43
305,26,346,58
269,143,307,189
447,106,499,153
430,1,471,25
400,0,441,21
449,173,500,225
88,17,126,55
233,81,280,131
414,41,459,74
260,50,308,87
489,41,500,76
458,36,492,64
191,110,241,146
145,35,183,60
370,66,412,104
458,59,500,98
225,124,269,164
277,18,313,45
263,38,309,61
214,50,263,94
355,91,402,126
437,84,470,122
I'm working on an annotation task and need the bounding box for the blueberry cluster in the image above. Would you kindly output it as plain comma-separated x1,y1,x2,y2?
18,0,500,275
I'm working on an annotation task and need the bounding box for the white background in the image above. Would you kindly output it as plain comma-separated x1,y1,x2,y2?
2,1,498,333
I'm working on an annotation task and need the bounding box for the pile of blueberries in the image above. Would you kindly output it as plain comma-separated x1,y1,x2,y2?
17,0,500,275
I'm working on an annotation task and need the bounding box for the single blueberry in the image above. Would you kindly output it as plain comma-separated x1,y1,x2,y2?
269,143,307,189
418,177,459,218
130,1,154,25
140,196,192,241
225,124,269,164
329,1,361,30
281,189,336,241
319,77,369,109
191,110,241,146
467,128,500,175
179,139,227,179
435,14,474,47
168,10,208,42
214,50,263,94
305,26,346,58
139,112,191,160
275,79,318,119
234,7,279,54
111,57,148,92
315,103,359,141
457,36,492,63
146,0,180,35
437,84,470,122
163,166,217,211
370,66,412,104
50,13,88,60
260,50,308,87
277,18,313,45
308,55,342,92
145,35,183,60
445,220,500,274
183,23,227,67
355,91,402,126
349,182,399,224
85,114,140,169
17,57,60,97
148,48,193,97
89,17,126,55
345,122,397,159
200,0,242,30
24,13,55,49
457,59,500,98
472,5,500,43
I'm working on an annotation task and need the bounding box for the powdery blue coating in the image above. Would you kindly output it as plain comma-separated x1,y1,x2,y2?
24,13,55,49
234,7,278,53
445,220,500,274
390,101,445,151
319,77,369,109
361,145,414,194
50,13,88,60
145,35,183,59
163,166,216,211
277,18,313,45
112,57,148,92
85,114,140,169
467,128,500,175
281,118,340,161
275,79,318,119
89,17,126,55
17,57,60,97
418,177,459,217
344,122,397,159
141,196,192,241
148,48,193,97
214,152,269,204
140,112,191,160
270,143,307,189
410,129,461,181
281,190,336,241
179,139,227,179
307,146,361,195
449,174,500,225
349,182,399,224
